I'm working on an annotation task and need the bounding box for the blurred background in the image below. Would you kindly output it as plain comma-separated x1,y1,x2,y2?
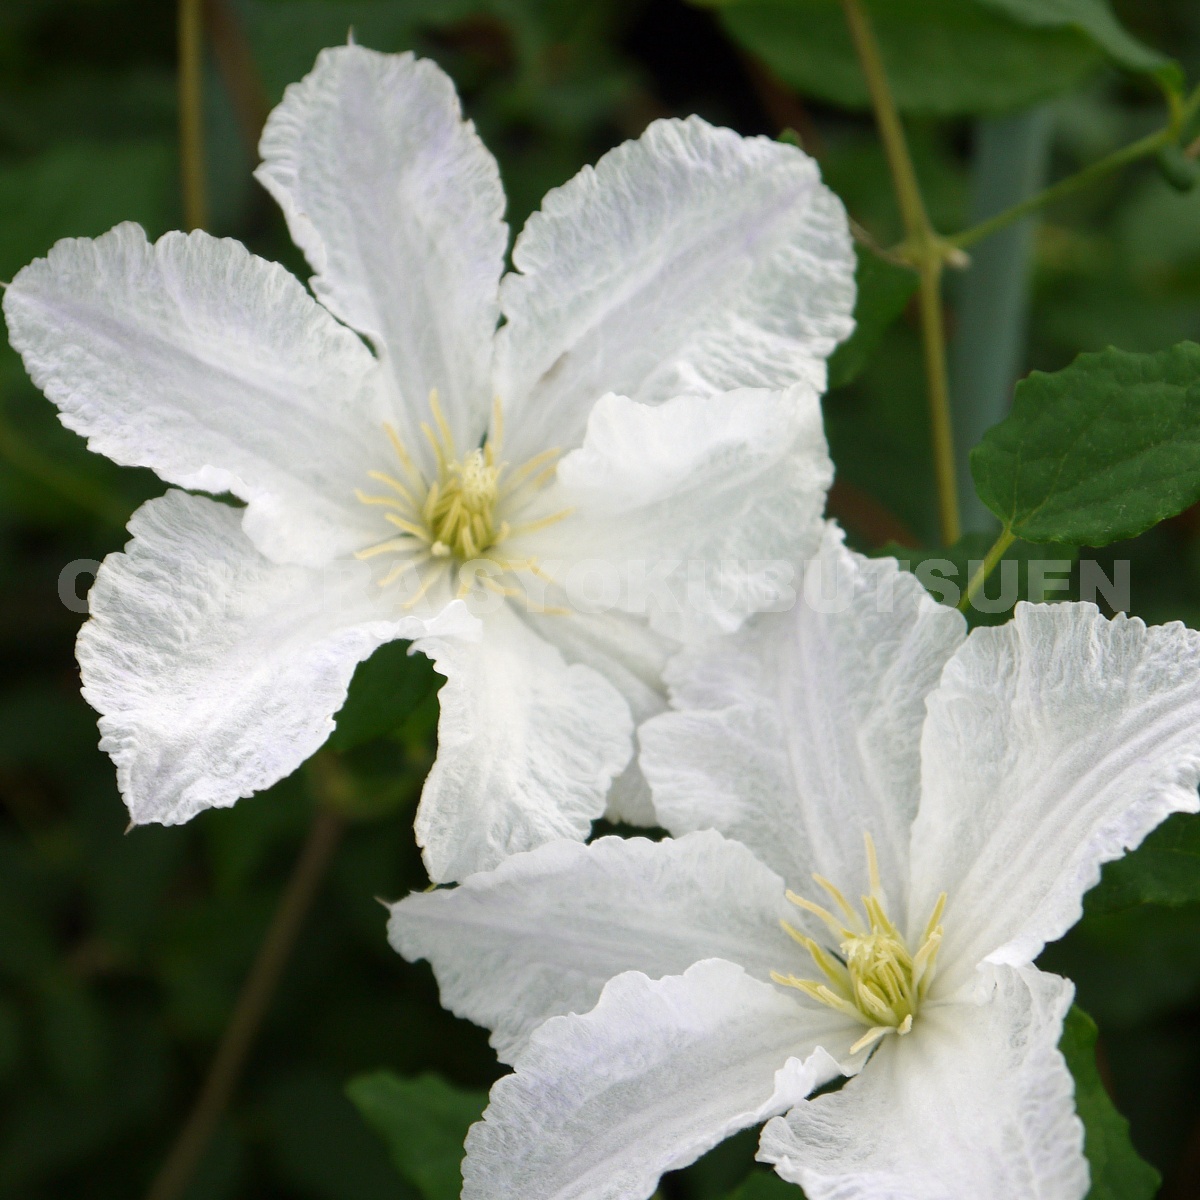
2,1,1200,1196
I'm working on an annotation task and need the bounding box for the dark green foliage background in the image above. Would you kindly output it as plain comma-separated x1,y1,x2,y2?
2,1,1200,1197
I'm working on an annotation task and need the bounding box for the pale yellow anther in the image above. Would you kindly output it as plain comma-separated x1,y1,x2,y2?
785,890,854,941
812,875,864,932
491,395,505,454
774,833,948,1054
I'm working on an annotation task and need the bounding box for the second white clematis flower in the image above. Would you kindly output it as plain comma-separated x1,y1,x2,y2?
389,527,1200,1197
1,46,855,880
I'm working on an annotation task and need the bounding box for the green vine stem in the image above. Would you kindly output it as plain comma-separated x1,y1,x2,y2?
204,0,271,151
178,0,209,232
950,82,1200,252
145,803,344,1200
840,0,962,547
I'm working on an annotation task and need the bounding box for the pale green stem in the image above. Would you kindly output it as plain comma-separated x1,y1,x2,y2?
952,82,1200,251
178,0,209,231
841,0,961,546
951,128,1169,251
916,259,959,546
960,527,1017,611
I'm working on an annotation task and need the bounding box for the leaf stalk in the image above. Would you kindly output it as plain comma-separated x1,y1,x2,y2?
960,526,1016,611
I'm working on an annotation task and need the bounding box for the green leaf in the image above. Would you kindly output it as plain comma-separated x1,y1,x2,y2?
828,246,917,389
346,1071,487,1200
328,641,438,752
975,0,1182,89
705,0,1105,116
1059,1006,1160,1200
970,343,1200,546
1085,813,1200,916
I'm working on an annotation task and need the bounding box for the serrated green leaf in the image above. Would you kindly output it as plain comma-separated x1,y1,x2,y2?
346,1071,487,1200
971,343,1200,545
704,0,1104,116
1060,1006,1160,1200
976,0,1181,87
828,246,917,389
328,641,437,752
1086,812,1200,915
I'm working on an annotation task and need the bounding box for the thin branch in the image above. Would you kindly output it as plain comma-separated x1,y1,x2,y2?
952,82,1200,250
144,805,344,1200
841,0,961,546
950,128,1169,252
178,0,209,231
203,0,271,152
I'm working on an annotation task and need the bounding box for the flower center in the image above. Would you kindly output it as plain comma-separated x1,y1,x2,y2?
353,390,572,609
772,833,946,1056
429,447,501,559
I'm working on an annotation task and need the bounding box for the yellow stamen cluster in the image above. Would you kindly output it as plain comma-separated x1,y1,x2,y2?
427,446,502,560
354,391,572,609
772,833,946,1056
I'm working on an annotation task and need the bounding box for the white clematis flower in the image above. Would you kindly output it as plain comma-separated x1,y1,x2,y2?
1,46,856,880
389,526,1200,1197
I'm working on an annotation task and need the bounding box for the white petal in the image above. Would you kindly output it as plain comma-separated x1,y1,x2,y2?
528,386,833,641
413,605,633,883
495,116,855,462
80,491,474,826
256,46,506,451
389,830,797,1063
759,965,1087,1200
911,602,1200,983
517,607,674,826
603,758,659,828
641,528,965,914
463,960,861,1200
3,224,390,565
520,607,671,728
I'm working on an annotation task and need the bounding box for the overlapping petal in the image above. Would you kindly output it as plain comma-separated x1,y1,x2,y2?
494,116,855,461
81,491,472,826
257,45,507,455
462,960,859,1200
389,831,795,1062
529,385,833,640
642,530,965,916
519,607,672,825
910,602,1200,982
2,224,388,565
759,965,1087,1200
412,606,633,883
